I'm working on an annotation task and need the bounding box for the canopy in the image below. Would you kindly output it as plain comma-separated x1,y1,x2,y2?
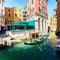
11,20,35,30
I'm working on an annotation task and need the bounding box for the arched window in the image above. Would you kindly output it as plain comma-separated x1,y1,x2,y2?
39,7,41,13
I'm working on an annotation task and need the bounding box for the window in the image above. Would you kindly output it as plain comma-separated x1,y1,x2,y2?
8,20,11,24
38,18,40,30
42,19,44,30
1,9,3,12
32,8,34,12
15,13,17,17
23,11,26,14
23,19,26,21
8,9,10,12
28,7,29,10
38,0,40,5
46,13,48,16
20,14,22,17
51,17,52,22
39,7,41,13
32,0,34,4
23,15,26,17
8,14,10,17
42,2,46,9
28,0,29,4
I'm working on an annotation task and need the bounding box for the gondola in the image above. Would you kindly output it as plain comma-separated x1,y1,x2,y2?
24,40,42,45
24,34,49,45
24,41,37,45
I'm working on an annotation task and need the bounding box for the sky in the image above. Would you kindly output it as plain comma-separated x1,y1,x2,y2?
4,0,57,17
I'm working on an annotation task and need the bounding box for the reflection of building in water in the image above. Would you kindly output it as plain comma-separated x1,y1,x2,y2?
49,32,57,47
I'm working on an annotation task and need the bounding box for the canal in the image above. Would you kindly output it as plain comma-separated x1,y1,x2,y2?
0,32,60,60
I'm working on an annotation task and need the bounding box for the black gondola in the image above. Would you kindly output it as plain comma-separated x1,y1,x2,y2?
24,42,37,45
24,34,49,45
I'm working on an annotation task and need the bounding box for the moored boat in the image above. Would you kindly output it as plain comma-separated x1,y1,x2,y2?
24,41,37,45
24,34,49,45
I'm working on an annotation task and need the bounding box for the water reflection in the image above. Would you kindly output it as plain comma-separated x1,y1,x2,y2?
0,38,57,60
0,32,60,60
49,32,57,47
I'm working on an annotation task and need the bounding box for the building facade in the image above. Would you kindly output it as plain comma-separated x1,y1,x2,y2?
49,11,57,32
56,0,60,39
5,7,23,25
25,0,48,33
23,10,27,21
0,0,5,33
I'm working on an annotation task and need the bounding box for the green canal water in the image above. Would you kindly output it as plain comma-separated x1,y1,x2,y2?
0,38,59,60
